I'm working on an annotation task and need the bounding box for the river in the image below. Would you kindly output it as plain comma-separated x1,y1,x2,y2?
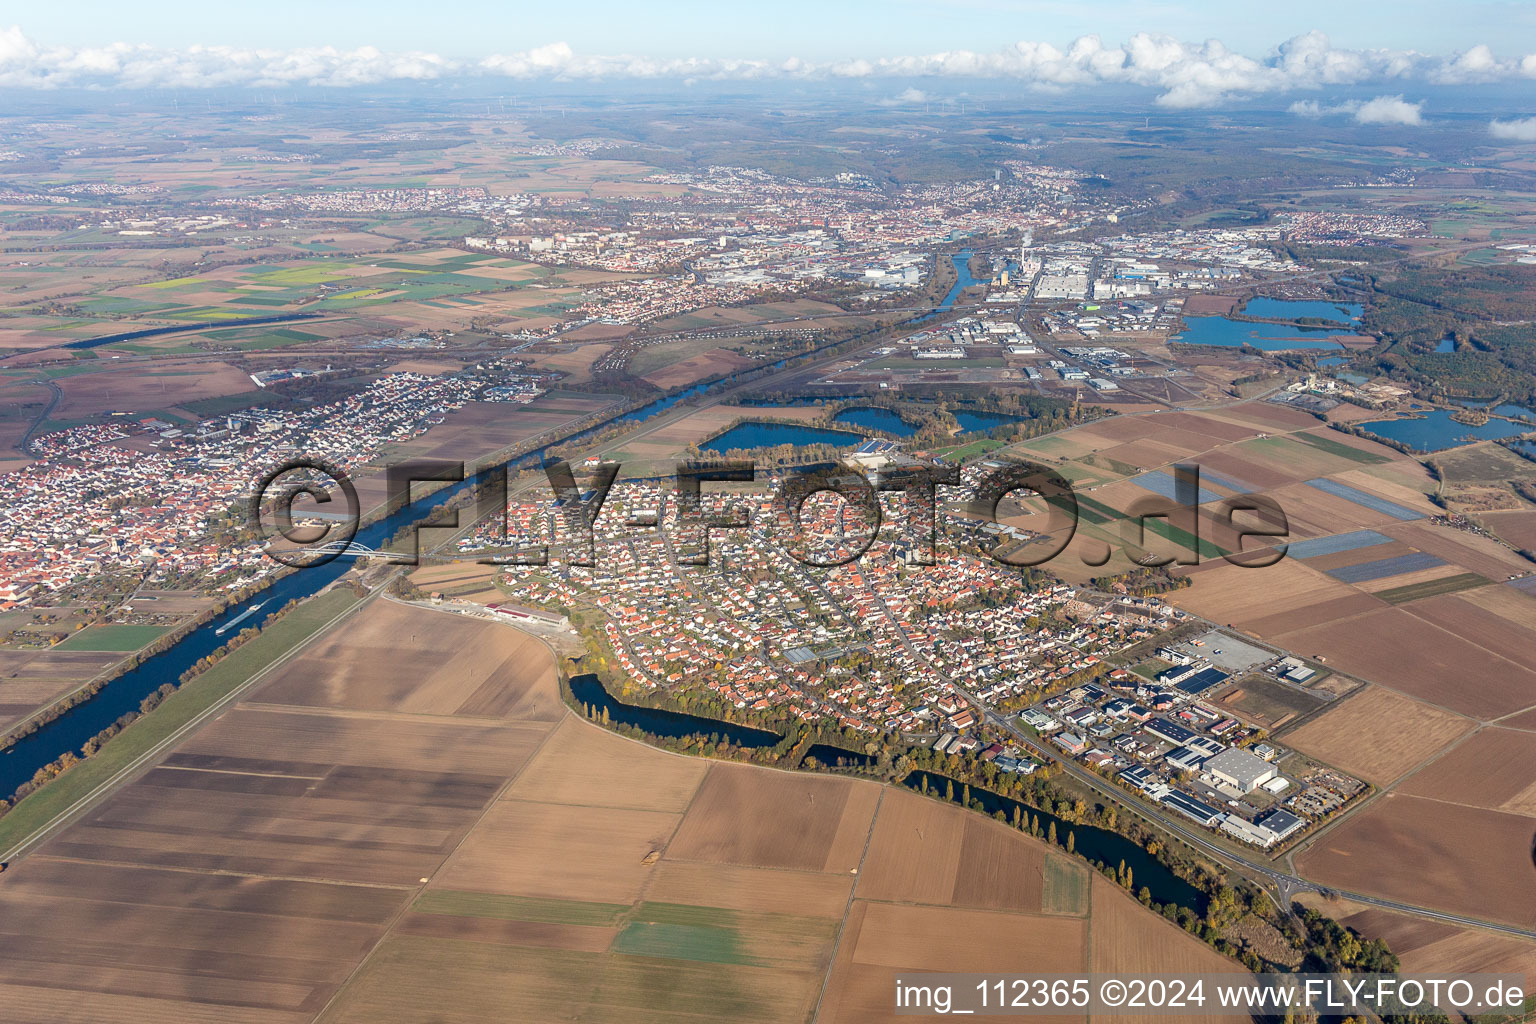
4,249,986,799
0,377,755,800
567,673,781,748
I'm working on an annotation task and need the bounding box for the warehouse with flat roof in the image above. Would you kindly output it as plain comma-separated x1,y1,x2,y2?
1203,747,1277,794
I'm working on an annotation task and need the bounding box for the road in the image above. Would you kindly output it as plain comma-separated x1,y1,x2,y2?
861,570,1536,940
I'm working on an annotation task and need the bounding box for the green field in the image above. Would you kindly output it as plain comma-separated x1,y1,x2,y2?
54,623,169,652
1374,572,1489,605
930,437,1008,461
1041,854,1089,915
1291,432,1392,465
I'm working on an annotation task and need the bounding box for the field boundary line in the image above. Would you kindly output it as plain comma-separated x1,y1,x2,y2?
309,634,571,1024
0,583,376,865
811,788,884,1024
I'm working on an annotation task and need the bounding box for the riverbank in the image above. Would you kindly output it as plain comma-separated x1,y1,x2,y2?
0,586,365,860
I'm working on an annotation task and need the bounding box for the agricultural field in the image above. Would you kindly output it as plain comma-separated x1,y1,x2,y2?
1296,793,1536,929
1279,684,1473,785
1297,894,1536,981
0,647,122,733
0,595,1254,1023
1397,727,1536,816
52,622,169,651
639,346,755,389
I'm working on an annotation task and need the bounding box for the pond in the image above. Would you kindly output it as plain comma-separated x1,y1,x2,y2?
1172,316,1347,351
1240,298,1363,324
1435,334,1456,353
1454,399,1536,421
1317,356,1349,368
803,743,875,768
954,410,1026,434
832,407,917,437
567,674,781,748
700,420,867,453
902,770,1206,912
1360,410,1531,452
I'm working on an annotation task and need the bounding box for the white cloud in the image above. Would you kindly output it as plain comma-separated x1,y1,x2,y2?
1352,94,1423,125
0,24,1529,110
1286,94,1426,126
877,87,929,106
1490,116,1536,141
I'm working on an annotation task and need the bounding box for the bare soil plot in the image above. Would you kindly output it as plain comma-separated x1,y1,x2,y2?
1206,400,1326,432
395,912,619,952
181,705,550,778
1397,727,1536,815
53,359,256,417
640,347,755,390
643,860,854,918
1269,606,1536,719
1481,509,1536,551
1382,520,1536,580
49,759,510,885
665,762,880,873
818,900,1088,1024
251,600,563,721
524,341,613,382
1214,674,1328,732
1399,589,1535,672
1088,874,1252,1024
505,715,707,813
1320,899,1536,980
1297,793,1536,929
386,393,615,470
1142,410,1263,444
0,856,401,1019
1169,558,1380,636
432,798,682,904
1280,685,1472,785
856,786,1068,914
319,935,824,1024
0,647,120,729
1093,438,1198,472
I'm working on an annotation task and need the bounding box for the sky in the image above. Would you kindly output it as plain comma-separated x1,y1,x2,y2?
15,1,1536,61
3,3,1536,118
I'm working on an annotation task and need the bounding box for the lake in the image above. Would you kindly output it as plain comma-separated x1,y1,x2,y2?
1172,316,1346,351
1360,410,1530,452
832,407,917,436
1240,298,1363,324
954,410,1026,434
1453,399,1536,421
700,420,867,453
568,674,781,748
902,769,1205,911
